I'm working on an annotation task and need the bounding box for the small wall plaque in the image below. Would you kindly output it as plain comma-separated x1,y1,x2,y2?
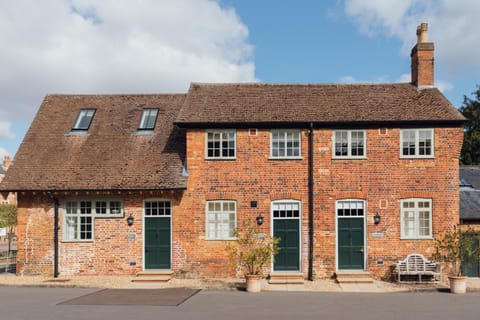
126,233,136,239
371,232,384,238
253,233,265,238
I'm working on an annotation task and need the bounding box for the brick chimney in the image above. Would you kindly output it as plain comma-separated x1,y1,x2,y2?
411,22,434,88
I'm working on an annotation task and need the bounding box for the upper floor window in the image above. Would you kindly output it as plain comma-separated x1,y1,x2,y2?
401,129,433,158
400,198,432,239
206,130,236,159
138,108,159,130
271,130,301,158
333,130,366,158
206,200,236,240
72,109,96,130
63,199,123,241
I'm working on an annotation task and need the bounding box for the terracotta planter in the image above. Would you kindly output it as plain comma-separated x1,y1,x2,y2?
448,275,468,294
245,274,262,293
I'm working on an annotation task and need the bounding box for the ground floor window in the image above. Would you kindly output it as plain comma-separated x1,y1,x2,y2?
400,198,432,239
63,199,123,241
206,200,236,240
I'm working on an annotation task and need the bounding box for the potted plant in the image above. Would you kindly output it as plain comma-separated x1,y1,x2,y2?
225,221,279,292
432,225,480,293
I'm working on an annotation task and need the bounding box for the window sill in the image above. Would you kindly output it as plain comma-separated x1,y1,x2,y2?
205,157,237,161
133,130,155,136
61,240,94,243
65,131,89,137
268,157,304,160
332,157,367,160
400,237,433,240
400,156,435,159
205,238,237,241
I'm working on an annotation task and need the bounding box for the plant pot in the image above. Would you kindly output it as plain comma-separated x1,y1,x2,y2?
448,275,468,294
245,274,262,293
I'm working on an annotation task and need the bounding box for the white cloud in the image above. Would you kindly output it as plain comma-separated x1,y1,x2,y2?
343,0,480,73
0,0,255,123
0,122,15,139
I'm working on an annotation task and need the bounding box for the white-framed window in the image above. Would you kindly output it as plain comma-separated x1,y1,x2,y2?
400,129,434,158
138,108,159,130
206,130,236,159
336,200,365,217
272,200,301,219
270,130,301,158
333,130,366,158
206,200,236,240
400,198,432,239
63,199,123,241
72,109,96,131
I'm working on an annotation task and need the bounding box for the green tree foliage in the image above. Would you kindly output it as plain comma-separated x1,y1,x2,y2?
0,204,16,228
460,85,480,164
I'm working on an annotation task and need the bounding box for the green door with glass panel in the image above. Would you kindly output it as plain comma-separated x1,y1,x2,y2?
462,234,480,278
272,201,301,271
144,201,171,270
338,218,364,270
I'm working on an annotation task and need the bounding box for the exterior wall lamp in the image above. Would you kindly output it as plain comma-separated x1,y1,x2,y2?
256,214,264,226
374,213,381,225
126,214,134,226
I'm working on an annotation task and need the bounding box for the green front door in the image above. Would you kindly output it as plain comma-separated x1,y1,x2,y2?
462,234,479,277
338,218,364,270
145,217,171,269
274,219,300,271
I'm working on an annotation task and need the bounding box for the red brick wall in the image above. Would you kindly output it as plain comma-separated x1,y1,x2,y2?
178,127,463,279
15,126,463,280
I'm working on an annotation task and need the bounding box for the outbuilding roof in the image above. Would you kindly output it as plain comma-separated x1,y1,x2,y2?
0,94,188,191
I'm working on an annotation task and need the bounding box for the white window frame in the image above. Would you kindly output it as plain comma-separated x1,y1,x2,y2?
62,198,124,242
270,129,302,159
400,129,434,158
400,198,433,239
72,109,96,131
205,200,237,240
332,130,366,159
205,130,236,159
138,108,159,130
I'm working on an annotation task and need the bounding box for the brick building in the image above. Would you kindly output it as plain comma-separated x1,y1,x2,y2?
0,23,465,281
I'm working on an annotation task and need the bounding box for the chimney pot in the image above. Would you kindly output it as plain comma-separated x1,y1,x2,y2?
416,22,428,43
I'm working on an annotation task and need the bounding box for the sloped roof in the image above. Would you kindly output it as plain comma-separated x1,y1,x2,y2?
0,94,187,191
0,166,5,175
460,166,480,221
175,82,465,126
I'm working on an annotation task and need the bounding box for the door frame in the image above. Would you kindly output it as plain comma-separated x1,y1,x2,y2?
335,199,367,271
142,198,173,270
270,199,302,272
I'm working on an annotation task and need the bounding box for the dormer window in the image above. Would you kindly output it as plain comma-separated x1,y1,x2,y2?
72,109,96,130
138,109,159,130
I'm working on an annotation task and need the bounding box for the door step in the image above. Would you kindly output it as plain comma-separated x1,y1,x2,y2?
131,270,174,283
335,271,374,284
268,272,305,284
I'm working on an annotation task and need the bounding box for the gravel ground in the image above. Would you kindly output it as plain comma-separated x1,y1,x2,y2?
0,273,463,292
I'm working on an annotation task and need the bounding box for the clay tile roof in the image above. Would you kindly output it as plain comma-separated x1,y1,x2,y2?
0,94,187,191
175,82,465,126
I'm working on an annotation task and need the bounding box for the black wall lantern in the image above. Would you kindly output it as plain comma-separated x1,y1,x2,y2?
256,214,264,226
374,213,381,225
126,214,134,226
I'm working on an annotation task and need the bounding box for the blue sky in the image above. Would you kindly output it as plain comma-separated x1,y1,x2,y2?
1,0,479,160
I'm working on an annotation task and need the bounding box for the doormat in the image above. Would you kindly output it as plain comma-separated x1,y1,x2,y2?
59,287,201,306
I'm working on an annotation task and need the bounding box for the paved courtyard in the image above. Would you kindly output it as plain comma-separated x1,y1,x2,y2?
1,286,480,320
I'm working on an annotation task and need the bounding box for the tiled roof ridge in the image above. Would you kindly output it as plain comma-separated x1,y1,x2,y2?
189,81,416,87
44,93,187,97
